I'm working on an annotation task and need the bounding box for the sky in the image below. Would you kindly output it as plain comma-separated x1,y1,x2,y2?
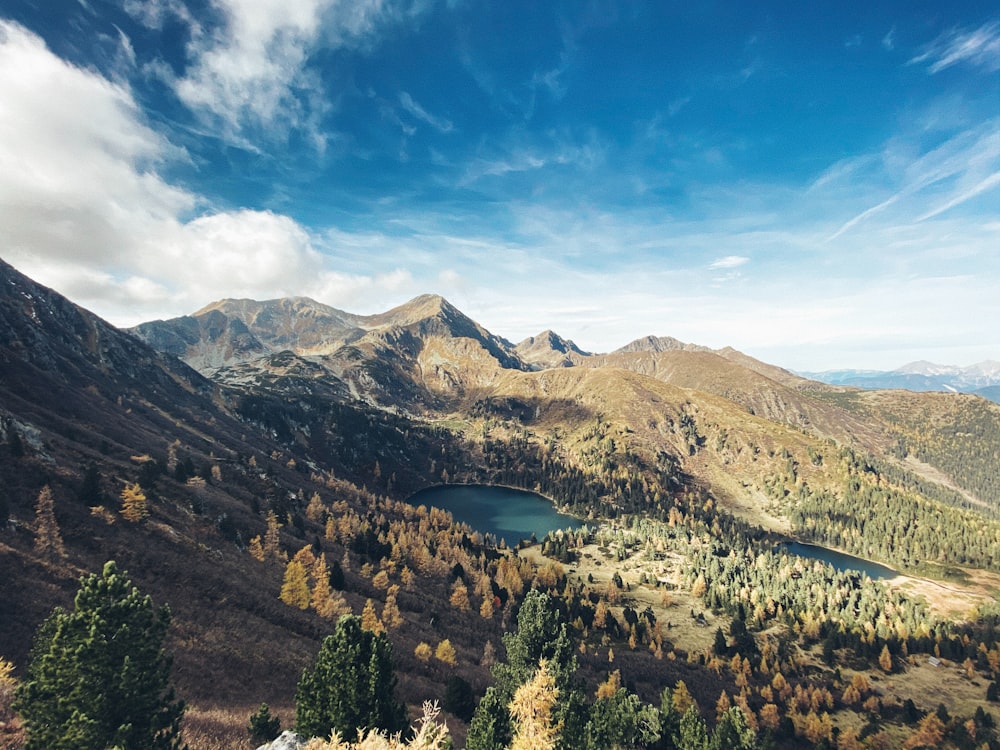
0,1,998,372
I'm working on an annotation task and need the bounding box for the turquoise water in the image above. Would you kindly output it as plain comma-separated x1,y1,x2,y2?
406,485,584,544
782,541,898,580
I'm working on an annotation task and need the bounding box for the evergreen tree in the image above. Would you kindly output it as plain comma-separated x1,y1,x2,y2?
77,464,103,506
710,707,757,750
248,703,281,745
467,589,587,750
585,686,661,749
295,614,406,740
15,561,184,750
443,676,475,722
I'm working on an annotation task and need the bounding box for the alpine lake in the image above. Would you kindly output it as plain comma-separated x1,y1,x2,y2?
406,485,896,580
406,485,584,545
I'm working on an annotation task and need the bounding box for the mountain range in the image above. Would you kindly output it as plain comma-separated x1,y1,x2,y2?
802,361,1000,402
3,255,1000,747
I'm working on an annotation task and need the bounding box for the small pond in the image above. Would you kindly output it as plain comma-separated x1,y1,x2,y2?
782,541,898,580
406,485,584,544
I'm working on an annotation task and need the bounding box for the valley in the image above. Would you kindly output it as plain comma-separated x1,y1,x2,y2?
1,257,999,749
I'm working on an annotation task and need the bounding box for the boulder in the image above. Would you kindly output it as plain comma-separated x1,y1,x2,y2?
257,729,306,750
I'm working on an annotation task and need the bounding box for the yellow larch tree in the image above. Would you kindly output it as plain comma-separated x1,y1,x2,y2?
434,639,456,666
280,559,311,610
361,598,385,634
450,580,470,611
119,482,148,523
509,660,560,750
263,510,283,560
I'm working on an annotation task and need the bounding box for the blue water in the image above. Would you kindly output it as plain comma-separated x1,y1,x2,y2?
782,541,898,580
406,485,584,544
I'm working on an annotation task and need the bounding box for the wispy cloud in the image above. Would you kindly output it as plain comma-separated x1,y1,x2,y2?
709,255,749,270
909,20,1000,73
882,26,896,51
827,120,1000,239
398,92,453,133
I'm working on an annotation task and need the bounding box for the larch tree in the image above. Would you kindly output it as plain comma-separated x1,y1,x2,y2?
119,482,148,523
280,560,311,610
15,561,184,750
509,661,560,750
33,485,65,560
879,644,893,673
435,639,457,666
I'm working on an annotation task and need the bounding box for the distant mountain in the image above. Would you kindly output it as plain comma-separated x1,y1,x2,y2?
515,330,589,369
614,335,710,355
803,360,1000,402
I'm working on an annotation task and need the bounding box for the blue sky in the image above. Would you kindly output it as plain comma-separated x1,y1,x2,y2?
1,0,997,370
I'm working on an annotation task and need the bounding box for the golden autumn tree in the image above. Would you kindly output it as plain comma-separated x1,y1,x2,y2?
479,596,495,620
263,510,283,560
879,644,893,673
903,713,945,750
382,585,403,629
450,580,470,611
414,643,432,662
280,559,311,609
361,598,385,634
119,482,148,523
509,660,560,750
33,485,66,560
435,639,456,666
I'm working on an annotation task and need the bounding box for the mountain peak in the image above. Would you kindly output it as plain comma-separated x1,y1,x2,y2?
515,330,588,368
614,335,708,355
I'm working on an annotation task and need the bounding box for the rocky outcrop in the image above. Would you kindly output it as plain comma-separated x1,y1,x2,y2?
257,729,306,750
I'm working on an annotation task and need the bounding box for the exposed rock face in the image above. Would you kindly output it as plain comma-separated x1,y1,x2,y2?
515,329,588,369
257,730,306,750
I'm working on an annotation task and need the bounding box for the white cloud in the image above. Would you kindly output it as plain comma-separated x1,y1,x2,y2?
708,255,749,270
138,0,437,142
0,21,405,325
0,21,194,266
910,20,1000,74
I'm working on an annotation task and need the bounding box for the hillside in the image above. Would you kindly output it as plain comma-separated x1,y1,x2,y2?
4,259,1000,749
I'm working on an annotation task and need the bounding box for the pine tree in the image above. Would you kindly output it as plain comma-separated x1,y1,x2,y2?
15,561,184,750
295,614,406,740
248,703,281,745
119,482,148,523
467,589,587,750
33,485,66,560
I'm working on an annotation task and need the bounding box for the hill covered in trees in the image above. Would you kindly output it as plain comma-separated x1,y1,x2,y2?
2,258,999,749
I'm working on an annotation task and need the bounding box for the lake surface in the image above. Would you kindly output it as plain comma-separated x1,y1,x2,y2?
406,485,584,543
782,541,898,580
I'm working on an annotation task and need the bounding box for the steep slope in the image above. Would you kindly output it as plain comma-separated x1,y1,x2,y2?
576,348,881,447
0,260,499,739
